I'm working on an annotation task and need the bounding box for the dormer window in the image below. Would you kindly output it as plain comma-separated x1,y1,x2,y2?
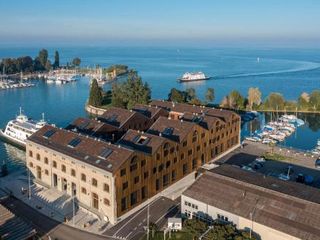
136,135,150,145
68,138,81,148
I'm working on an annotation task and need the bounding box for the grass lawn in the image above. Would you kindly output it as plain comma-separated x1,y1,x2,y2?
263,152,293,162
140,231,194,240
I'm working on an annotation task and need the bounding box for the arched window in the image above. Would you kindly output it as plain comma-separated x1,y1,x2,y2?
163,143,170,157
130,156,138,172
192,130,198,143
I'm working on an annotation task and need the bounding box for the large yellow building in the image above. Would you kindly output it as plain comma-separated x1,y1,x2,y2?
26,102,240,224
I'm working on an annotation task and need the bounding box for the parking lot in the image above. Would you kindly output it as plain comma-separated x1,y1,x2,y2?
217,141,320,188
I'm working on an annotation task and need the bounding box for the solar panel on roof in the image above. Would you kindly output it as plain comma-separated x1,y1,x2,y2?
68,138,81,148
99,148,113,159
108,114,118,122
43,129,56,139
79,120,90,129
163,127,174,136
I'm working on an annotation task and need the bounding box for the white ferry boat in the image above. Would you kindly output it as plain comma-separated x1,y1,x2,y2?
0,108,47,148
178,72,211,82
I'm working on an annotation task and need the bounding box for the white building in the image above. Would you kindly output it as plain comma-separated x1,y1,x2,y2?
167,217,182,231
181,165,320,240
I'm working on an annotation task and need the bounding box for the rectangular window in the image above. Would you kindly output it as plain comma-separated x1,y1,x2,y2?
158,164,164,172
144,171,149,179
156,179,160,191
61,164,66,173
29,151,33,157
188,149,192,156
120,168,126,177
163,174,169,187
134,176,139,184
130,191,138,206
45,169,49,175
141,159,146,167
183,164,188,175
104,183,109,192
166,161,171,168
141,186,147,200
81,187,87,194
153,167,157,174
171,170,176,181
121,197,127,212
92,178,98,187
44,157,48,164
192,159,197,169
183,141,187,147
180,153,185,160
104,198,110,206
173,157,177,163
81,173,86,182
122,182,128,190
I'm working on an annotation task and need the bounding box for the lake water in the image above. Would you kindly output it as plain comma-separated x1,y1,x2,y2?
0,47,320,170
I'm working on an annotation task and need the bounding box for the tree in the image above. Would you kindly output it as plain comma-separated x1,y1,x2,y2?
229,90,245,110
309,90,320,111
168,88,186,103
38,49,48,70
247,87,262,110
205,88,215,103
264,92,285,110
183,219,207,237
111,70,151,109
53,50,60,69
186,88,196,102
72,57,81,67
111,83,127,108
298,92,310,110
45,60,52,71
88,79,103,107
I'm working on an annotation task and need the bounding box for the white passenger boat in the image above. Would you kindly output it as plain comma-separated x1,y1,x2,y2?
178,72,211,82
0,108,47,148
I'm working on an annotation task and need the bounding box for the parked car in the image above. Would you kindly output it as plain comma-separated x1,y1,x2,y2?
241,165,254,172
255,157,266,163
278,173,290,181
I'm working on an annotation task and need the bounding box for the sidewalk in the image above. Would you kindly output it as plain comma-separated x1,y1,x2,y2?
0,169,108,234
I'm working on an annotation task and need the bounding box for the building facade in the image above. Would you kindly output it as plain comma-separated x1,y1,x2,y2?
182,165,320,240
26,102,241,224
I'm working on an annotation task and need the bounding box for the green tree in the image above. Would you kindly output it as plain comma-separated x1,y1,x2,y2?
111,70,151,109
229,90,245,110
205,87,215,103
183,219,207,237
186,88,196,102
168,88,186,103
88,79,103,107
264,92,285,110
247,87,262,110
38,49,48,70
111,83,127,108
309,90,320,111
53,50,60,69
45,60,52,71
72,57,81,67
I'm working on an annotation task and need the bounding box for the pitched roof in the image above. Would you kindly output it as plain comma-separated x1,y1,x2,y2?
132,104,168,119
28,125,133,173
183,165,320,240
181,112,220,130
118,129,169,155
99,107,138,128
150,100,237,122
66,117,118,138
147,116,195,143
0,203,36,240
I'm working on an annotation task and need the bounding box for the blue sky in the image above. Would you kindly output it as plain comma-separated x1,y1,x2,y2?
0,0,320,47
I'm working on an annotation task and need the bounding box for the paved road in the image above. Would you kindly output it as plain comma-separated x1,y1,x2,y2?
105,196,180,240
1,196,116,240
